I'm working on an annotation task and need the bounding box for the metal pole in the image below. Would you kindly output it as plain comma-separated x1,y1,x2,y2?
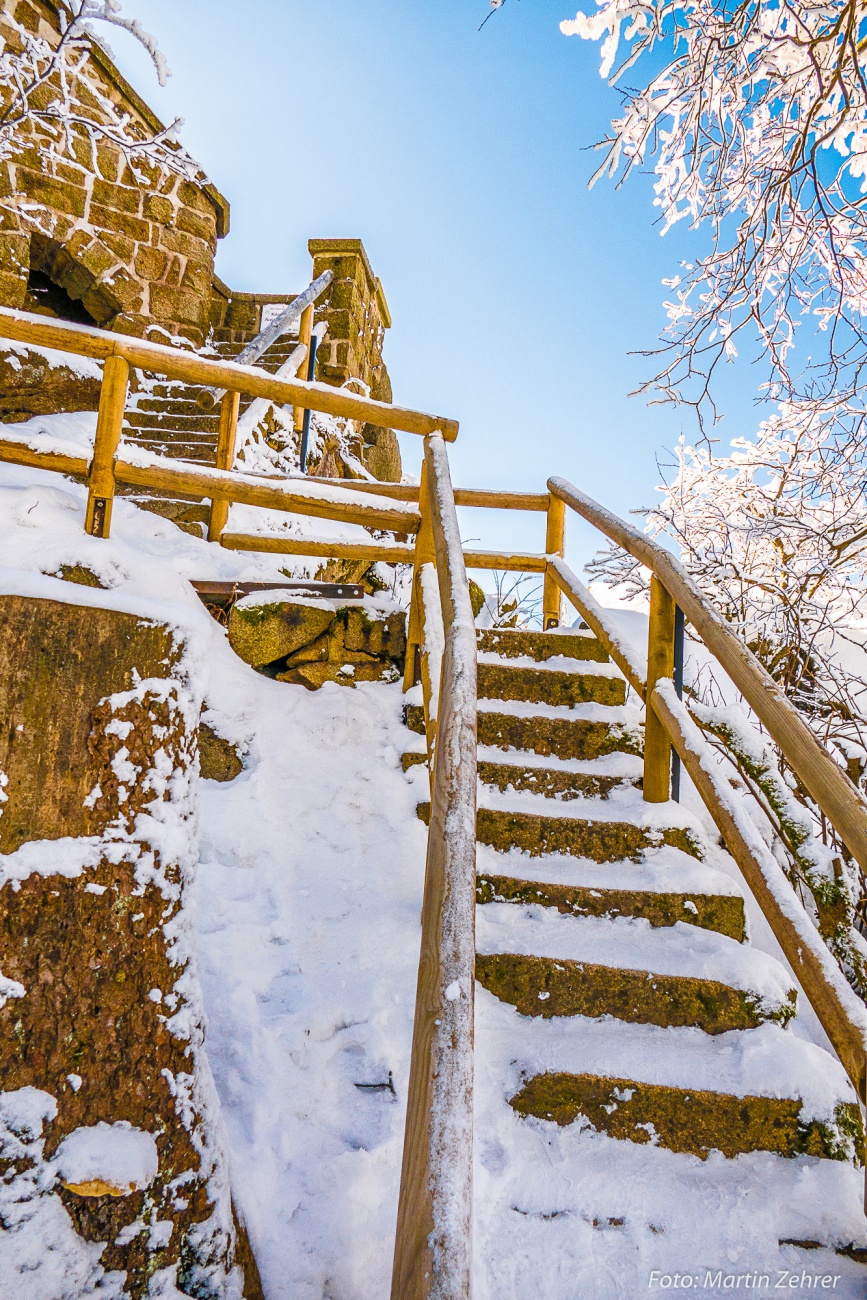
671,603,685,802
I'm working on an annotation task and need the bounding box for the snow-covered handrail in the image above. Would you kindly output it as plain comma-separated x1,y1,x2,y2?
548,475,867,878
392,432,478,1300
548,475,867,1104
0,306,459,441
196,269,333,411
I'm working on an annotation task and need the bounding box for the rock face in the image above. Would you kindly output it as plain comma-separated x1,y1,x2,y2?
227,595,406,689
0,594,261,1298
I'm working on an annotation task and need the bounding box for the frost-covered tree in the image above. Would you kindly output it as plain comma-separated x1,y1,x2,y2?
560,0,867,431
0,0,192,180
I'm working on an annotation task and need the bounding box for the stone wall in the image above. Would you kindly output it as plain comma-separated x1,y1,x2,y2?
0,0,229,346
0,4,401,486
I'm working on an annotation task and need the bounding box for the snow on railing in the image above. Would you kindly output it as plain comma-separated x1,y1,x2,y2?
547,475,867,1111
392,432,478,1300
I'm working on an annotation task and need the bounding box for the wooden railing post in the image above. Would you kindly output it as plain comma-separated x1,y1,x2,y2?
207,389,241,541
644,574,675,802
392,432,477,1300
542,493,566,628
403,458,436,693
293,302,315,446
84,354,130,538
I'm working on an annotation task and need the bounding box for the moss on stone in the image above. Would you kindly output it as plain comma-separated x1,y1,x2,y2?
476,873,746,940
227,600,336,667
417,802,701,863
509,1072,864,1164
478,662,626,708
475,951,795,1032
477,759,636,801
198,723,243,782
477,627,609,663
478,710,643,761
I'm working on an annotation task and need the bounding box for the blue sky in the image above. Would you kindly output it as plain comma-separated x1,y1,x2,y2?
107,0,755,567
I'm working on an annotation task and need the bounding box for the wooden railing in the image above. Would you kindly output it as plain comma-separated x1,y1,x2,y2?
391,433,478,1300
544,477,867,1105
1,304,866,1282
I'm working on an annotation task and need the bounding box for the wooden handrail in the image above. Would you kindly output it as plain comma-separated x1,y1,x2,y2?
0,307,459,441
392,432,477,1300
549,476,867,876
197,269,333,411
653,681,867,1101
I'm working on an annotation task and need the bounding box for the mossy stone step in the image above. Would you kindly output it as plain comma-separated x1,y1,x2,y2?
509,1072,864,1163
475,952,796,1032
479,759,637,801
418,803,699,862
476,872,745,940
477,627,608,663
478,662,626,708
405,703,642,762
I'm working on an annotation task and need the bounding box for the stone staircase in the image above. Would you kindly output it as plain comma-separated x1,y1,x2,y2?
404,624,863,1184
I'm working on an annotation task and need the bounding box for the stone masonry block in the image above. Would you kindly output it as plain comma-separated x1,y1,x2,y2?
177,206,215,242
150,283,208,327
134,245,168,282
96,142,122,182
92,179,143,215
182,260,211,294
17,171,87,218
87,204,151,244
144,194,173,225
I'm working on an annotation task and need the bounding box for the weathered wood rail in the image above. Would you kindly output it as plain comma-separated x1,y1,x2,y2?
1,305,866,1286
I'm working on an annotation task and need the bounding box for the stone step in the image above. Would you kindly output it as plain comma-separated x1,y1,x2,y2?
125,411,223,433
477,627,607,663
508,1071,862,1163
477,660,626,708
480,997,865,1166
418,801,699,861
475,951,790,1033
404,703,642,762
476,871,746,939
476,902,797,1033
477,757,639,801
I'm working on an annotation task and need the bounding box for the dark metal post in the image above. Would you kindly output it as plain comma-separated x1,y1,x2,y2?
299,333,319,474
671,603,685,801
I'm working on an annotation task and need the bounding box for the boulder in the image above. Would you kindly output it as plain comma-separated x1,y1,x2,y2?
228,595,336,667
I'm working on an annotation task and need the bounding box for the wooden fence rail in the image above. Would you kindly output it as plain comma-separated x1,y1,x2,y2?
547,476,867,1110
391,432,478,1300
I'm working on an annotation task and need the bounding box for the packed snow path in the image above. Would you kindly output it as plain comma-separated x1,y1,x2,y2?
404,626,866,1298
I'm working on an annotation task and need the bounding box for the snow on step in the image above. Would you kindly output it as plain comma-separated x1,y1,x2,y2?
477,650,624,676
476,991,862,1165
475,842,746,938
476,745,642,779
479,996,856,1119
475,841,741,898
476,902,796,1022
477,780,700,833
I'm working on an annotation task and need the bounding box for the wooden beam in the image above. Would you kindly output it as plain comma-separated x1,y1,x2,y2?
0,436,88,478
542,494,566,628
453,487,548,511
85,354,129,538
549,475,867,872
301,482,551,511
652,679,867,1104
391,432,476,1300
644,575,675,803
220,532,414,563
463,549,548,572
207,389,241,542
546,557,646,699
0,306,460,441
113,454,421,534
